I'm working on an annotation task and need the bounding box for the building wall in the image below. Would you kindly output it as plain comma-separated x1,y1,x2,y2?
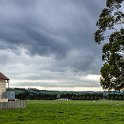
0,80,6,99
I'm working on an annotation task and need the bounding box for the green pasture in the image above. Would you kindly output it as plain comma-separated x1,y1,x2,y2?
0,100,124,124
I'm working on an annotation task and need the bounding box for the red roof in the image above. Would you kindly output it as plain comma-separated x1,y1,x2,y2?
0,72,9,80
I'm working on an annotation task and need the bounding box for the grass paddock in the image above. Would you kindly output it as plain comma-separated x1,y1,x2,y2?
0,100,124,124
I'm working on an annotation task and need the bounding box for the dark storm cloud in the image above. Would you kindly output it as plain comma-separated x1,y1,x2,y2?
0,0,105,89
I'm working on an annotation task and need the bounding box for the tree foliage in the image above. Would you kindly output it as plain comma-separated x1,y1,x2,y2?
95,0,124,91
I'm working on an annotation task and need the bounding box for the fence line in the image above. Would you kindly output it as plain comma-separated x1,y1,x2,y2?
0,100,27,109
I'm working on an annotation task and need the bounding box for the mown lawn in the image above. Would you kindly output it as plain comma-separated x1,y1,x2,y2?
0,100,124,124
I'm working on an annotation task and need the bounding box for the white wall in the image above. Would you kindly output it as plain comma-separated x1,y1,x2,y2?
0,80,6,98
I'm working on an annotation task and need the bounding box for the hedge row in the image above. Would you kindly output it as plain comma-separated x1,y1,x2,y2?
15,92,124,100
16,93,57,100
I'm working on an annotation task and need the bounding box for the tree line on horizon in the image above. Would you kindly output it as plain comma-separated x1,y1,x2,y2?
7,88,124,100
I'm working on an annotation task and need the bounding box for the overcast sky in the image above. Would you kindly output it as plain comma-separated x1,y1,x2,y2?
0,0,106,91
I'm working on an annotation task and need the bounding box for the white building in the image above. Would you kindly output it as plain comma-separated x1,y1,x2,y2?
0,72,9,99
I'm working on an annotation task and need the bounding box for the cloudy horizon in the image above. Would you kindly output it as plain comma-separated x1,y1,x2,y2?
0,0,105,91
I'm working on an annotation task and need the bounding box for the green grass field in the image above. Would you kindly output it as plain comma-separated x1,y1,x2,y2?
0,100,124,124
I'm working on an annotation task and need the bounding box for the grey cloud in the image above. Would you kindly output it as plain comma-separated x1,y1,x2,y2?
16,80,100,88
0,0,105,89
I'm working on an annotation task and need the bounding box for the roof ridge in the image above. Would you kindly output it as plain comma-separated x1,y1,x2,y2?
0,72,9,80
